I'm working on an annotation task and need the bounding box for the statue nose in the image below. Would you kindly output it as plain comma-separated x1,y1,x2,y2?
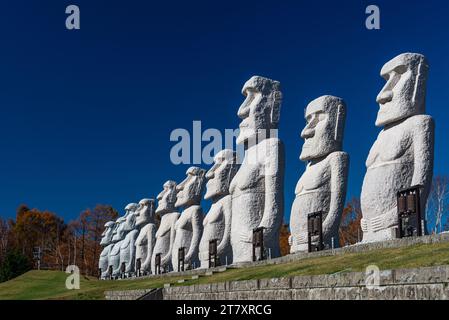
377,90,393,104
301,128,314,139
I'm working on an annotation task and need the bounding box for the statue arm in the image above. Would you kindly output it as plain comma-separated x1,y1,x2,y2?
161,217,176,265
258,140,284,238
322,152,349,244
217,200,231,254
142,225,156,271
125,232,138,273
185,209,203,262
411,117,435,198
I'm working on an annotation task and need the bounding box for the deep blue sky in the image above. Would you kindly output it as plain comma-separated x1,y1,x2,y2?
0,0,448,224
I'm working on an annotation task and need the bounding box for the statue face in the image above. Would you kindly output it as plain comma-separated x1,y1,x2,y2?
100,222,115,246
135,199,155,227
122,211,136,232
175,167,206,208
236,76,281,146
112,218,126,242
205,150,237,200
156,181,177,214
124,203,138,217
375,53,428,127
300,96,345,161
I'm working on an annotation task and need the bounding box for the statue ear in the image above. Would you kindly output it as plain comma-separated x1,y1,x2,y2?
226,162,237,189
334,103,346,144
270,91,282,128
168,188,177,205
195,171,206,196
412,58,428,112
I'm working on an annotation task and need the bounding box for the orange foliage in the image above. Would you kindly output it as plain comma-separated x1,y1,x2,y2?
339,198,362,247
279,223,291,256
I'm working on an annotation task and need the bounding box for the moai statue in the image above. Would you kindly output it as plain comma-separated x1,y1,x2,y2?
135,198,157,275
108,217,126,278
98,221,115,279
151,181,179,274
361,53,434,243
289,96,349,253
172,167,207,272
119,203,140,276
109,203,138,278
229,75,285,263
199,150,239,268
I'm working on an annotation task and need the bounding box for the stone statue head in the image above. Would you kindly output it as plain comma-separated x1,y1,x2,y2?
205,149,238,200
112,217,126,242
124,203,138,217
236,76,282,146
100,221,115,246
135,198,156,227
175,166,207,208
122,203,138,232
156,180,178,214
300,95,346,161
375,52,429,127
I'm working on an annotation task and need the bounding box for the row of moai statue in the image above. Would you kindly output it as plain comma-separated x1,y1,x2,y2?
98,52,434,278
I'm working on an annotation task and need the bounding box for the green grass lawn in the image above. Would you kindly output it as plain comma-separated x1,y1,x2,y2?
2,241,449,300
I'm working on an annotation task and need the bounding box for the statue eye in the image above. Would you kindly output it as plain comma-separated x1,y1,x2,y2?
395,65,407,75
318,113,326,121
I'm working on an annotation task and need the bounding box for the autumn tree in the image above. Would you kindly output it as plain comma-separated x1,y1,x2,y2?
72,205,118,276
339,198,362,247
13,206,66,270
279,223,290,256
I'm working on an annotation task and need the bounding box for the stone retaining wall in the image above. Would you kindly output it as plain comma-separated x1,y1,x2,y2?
162,265,449,300
105,265,449,300
109,233,449,283
104,289,153,300
232,232,449,269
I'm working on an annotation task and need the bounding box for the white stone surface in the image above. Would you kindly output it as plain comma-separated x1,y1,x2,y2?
229,76,285,263
199,150,238,268
109,203,138,277
361,53,434,243
135,198,157,275
289,95,349,253
172,167,207,271
108,217,126,277
151,181,180,273
119,203,139,275
99,220,115,279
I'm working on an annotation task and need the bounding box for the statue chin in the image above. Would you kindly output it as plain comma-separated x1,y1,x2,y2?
204,188,224,201
300,142,339,162
236,129,256,146
375,102,417,127
204,190,214,200
156,203,170,214
175,198,189,208
299,149,324,162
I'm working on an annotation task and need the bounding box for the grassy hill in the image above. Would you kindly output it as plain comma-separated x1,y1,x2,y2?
2,240,449,300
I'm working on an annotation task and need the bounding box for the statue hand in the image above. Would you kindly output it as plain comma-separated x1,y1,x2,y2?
370,215,384,232
288,235,293,246
361,218,369,232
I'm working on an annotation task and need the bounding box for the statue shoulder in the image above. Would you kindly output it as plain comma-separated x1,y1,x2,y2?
187,205,203,216
328,151,349,165
264,137,284,152
408,114,435,132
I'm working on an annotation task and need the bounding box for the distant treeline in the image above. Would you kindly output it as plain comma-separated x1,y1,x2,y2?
0,204,118,282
